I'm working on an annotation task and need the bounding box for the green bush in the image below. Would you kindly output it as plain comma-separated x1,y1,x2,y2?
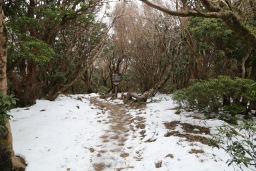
0,94,17,132
210,120,256,170
51,72,67,84
173,76,256,122
98,86,109,95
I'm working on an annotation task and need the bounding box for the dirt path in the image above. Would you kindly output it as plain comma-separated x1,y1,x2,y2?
89,98,145,171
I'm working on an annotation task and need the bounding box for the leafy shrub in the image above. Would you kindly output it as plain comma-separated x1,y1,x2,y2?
0,94,17,132
173,76,256,122
51,72,67,84
98,86,109,95
210,120,256,170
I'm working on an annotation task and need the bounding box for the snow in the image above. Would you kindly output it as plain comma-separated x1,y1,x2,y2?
9,93,253,171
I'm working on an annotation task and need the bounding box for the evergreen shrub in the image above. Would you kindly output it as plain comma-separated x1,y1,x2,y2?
0,94,17,132
98,86,109,95
173,76,256,122
210,120,256,170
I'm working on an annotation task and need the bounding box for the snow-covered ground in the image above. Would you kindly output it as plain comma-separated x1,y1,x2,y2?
9,94,252,171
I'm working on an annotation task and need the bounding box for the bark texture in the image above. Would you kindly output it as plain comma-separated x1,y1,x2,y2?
0,2,6,94
0,2,26,170
241,48,252,78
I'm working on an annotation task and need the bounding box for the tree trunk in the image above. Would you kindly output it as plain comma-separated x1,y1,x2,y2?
0,5,7,94
7,61,38,106
125,70,171,102
46,20,112,100
83,70,94,94
0,4,26,170
241,48,252,78
23,61,38,106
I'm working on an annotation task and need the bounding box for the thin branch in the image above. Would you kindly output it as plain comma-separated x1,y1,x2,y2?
140,0,228,18
140,0,256,47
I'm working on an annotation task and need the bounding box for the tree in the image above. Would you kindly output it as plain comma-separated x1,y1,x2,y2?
107,2,184,101
140,0,256,48
0,1,26,170
186,17,256,79
4,0,107,105
44,21,109,100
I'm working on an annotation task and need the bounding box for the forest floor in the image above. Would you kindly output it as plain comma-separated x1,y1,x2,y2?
10,94,250,171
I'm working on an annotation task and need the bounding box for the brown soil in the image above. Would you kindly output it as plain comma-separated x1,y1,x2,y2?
180,123,210,135
155,161,162,168
164,121,180,130
165,154,174,158
102,139,109,143
189,149,205,154
110,135,119,139
99,150,107,154
145,138,157,143
93,163,110,171
139,130,146,138
89,148,95,153
90,98,138,170
164,120,211,146
164,121,210,135
123,100,147,109
136,123,145,129
120,153,129,158
89,97,211,170
116,166,134,171
100,135,108,139
164,131,210,145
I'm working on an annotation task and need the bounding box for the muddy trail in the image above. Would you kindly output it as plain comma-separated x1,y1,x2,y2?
89,98,146,171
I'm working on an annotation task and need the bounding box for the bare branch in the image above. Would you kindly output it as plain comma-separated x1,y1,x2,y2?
140,0,256,47
140,0,229,18
140,0,198,17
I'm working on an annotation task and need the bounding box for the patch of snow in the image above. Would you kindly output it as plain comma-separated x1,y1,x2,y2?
10,94,253,171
